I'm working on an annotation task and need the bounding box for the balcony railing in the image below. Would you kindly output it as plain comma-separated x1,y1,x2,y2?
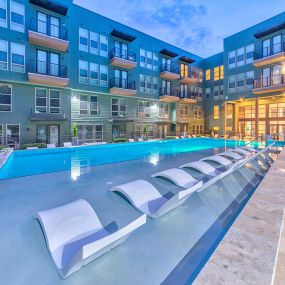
110,47,136,62
254,42,285,60
254,74,285,89
160,63,179,74
110,77,136,90
29,60,68,78
29,18,68,40
180,91,198,100
160,87,180,97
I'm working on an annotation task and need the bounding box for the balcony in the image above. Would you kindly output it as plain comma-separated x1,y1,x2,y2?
28,60,69,87
253,43,285,68
110,48,137,69
179,91,197,104
180,73,199,84
160,64,180,80
159,87,180,102
110,78,137,96
28,18,69,52
253,74,285,95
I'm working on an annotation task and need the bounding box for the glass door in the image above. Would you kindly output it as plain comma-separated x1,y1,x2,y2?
49,125,59,146
262,67,271,87
37,125,47,143
115,69,127,88
37,12,47,34
50,16,59,38
162,80,171,94
50,52,59,76
279,125,285,141
37,50,47,74
272,65,282,85
273,34,281,54
262,39,270,57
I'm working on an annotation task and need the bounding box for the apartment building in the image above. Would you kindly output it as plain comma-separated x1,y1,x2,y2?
0,0,284,146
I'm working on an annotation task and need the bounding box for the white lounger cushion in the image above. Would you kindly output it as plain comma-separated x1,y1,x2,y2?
111,179,202,218
36,199,146,278
241,145,257,153
151,168,198,188
63,142,72,147
200,155,233,167
179,161,220,176
218,151,243,160
47,144,56,148
231,148,251,156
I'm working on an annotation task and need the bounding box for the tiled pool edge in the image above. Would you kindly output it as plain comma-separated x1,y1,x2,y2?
194,148,285,285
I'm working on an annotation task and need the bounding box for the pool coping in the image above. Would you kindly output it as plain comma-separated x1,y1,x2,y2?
193,147,285,285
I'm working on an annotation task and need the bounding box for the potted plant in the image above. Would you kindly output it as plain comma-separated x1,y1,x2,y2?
143,125,148,141
72,123,79,146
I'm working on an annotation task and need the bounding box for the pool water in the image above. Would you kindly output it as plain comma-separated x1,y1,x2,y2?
0,138,245,179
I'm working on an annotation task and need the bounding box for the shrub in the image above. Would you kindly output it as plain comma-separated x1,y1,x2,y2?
21,143,47,149
72,123,78,137
112,138,128,143
166,136,177,140
0,145,4,150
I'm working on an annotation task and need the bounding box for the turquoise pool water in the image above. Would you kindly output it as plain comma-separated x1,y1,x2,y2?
0,138,245,180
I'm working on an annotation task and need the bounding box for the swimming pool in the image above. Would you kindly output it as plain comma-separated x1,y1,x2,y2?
0,138,245,179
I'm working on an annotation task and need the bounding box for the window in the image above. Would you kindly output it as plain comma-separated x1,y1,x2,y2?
0,39,7,69
153,54,158,71
146,51,152,69
11,42,25,72
192,125,203,135
153,77,158,95
140,49,146,68
229,75,236,93
78,125,103,144
90,32,99,55
112,98,126,117
0,124,2,144
220,85,224,97
246,44,254,64
10,1,24,32
49,90,60,113
262,39,271,57
213,86,219,99
226,104,233,119
99,65,108,87
236,47,245,67
6,124,20,146
194,106,202,119
237,73,245,89
159,103,169,119
99,35,108,57
89,62,98,85
269,103,285,118
180,63,189,77
206,69,211,80
0,83,11,111
35,88,47,113
239,105,255,119
79,28,88,52
0,0,7,28
213,105,219,119
214,67,219,81
90,96,98,116
140,49,157,70
273,35,282,55
140,74,146,93
79,60,88,83
178,104,189,118
228,50,236,69
138,100,152,118
259,105,266,119
220,65,224,79
79,95,88,115
205,87,211,99
79,95,98,116
246,71,254,88
146,76,151,93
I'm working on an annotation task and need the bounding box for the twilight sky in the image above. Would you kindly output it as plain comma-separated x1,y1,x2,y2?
74,0,285,58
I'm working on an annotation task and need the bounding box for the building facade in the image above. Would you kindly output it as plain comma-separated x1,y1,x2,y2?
0,0,284,147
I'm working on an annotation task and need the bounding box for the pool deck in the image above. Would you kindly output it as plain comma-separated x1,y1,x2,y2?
194,148,285,285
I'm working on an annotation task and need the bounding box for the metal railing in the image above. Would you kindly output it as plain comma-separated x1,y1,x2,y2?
110,77,136,90
254,74,285,89
160,63,179,74
180,91,198,100
29,60,68,78
254,42,285,60
30,18,68,40
110,47,136,62
159,87,180,97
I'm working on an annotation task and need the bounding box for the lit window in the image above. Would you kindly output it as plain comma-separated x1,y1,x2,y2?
213,126,219,131
214,67,219,81
213,105,219,119
220,65,224,79
226,104,233,119
206,69,211,80
180,63,188,77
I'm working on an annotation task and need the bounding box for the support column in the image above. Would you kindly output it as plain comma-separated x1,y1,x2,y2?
255,97,259,141
224,101,227,137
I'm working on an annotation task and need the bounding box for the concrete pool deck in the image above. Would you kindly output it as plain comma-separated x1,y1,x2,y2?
194,148,285,285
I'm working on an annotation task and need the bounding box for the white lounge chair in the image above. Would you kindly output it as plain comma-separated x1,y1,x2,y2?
111,179,200,218
138,138,143,142
128,139,135,143
200,155,233,167
151,168,203,189
27,147,38,150
35,199,146,278
218,151,243,160
63,142,72,147
231,148,251,156
180,161,221,176
241,145,257,153
47,144,56,148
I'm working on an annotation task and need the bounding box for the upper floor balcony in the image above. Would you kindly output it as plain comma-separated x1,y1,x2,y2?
28,18,69,52
253,42,285,68
160,64,180,81
159,87,180,102
110,77,137,96
179,91,197,104
253,74,285,95
109,48,137,69
180,72,199,85
28,60,69,87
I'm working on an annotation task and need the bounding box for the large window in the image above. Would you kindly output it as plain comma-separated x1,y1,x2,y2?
178,104,189,118
0,84,11,112
192,125,203,135
112,98,126,117
258,105,266,119
226,104,233,119
180,63,189,77
79,95,98,116
206,69,211,80
89,62,98,85
140,49,158,70
49,90,60,114
269,103,285,118
0,0,7,28
10,1,24,32
239,105,255,119
138,100,156,118
194,106,202,119
78,125,103,144
79,28,88,52
229,44,254,68
79,60,88,83
159,103,169,119
205,87,211,99
139,74,158,94
213,105,219,120
0,39,7,69
35,88,47,113
99,35,108,57
6,124,20,146
90,32,99,55
11,42,25,72
99,65,108,87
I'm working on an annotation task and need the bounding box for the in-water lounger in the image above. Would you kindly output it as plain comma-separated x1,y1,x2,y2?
241,145,257,153
111,179,202,218
231,148,251,156
200,155,233,167
35,199,146,278
179,161,222,177
218,151,243,161
151,168,203,189
261,150,274,164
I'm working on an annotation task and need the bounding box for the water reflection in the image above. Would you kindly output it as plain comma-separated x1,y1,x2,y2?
149,153,160,166
71,156,90,180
